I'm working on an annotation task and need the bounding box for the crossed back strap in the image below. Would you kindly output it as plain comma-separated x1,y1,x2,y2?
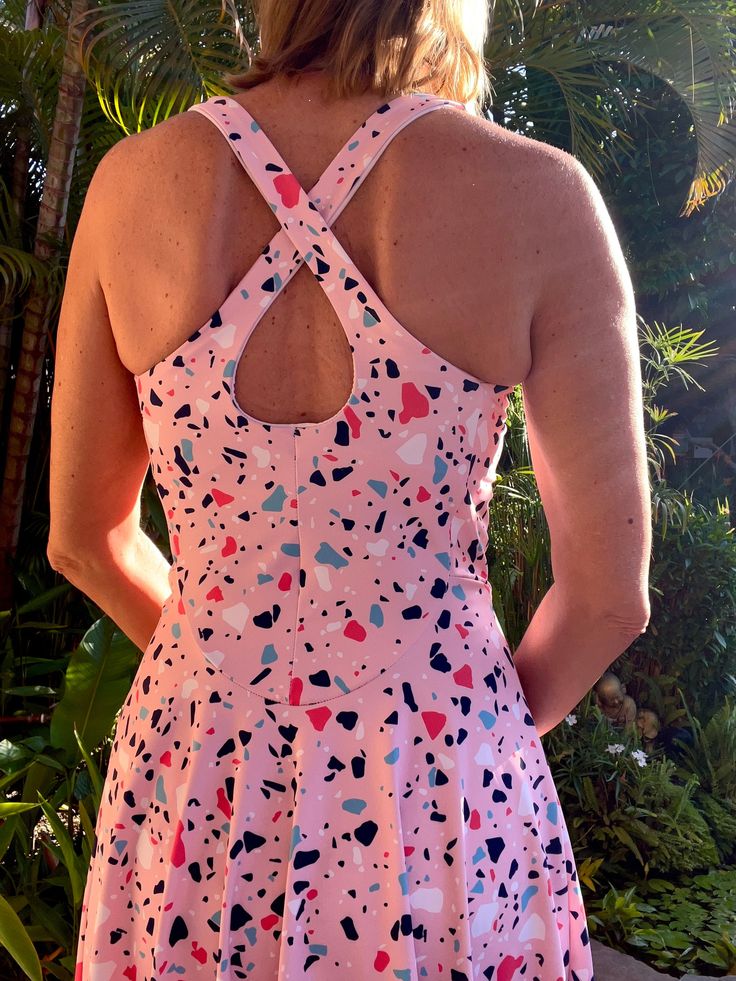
187,94,466,294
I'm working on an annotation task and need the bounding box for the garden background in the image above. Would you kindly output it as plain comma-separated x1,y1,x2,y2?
1,0,735,978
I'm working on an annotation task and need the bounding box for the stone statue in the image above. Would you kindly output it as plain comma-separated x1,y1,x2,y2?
594,671,637,731
635,707,661,750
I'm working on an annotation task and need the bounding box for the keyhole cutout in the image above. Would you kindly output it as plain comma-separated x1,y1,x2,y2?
231,259,356,427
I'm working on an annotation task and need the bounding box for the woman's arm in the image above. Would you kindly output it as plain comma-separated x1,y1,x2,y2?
512,146,652,734
47,140,172,651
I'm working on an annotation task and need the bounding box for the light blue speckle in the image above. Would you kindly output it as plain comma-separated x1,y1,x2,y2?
433,456,448,483
314,542,349,569
436,552,451,572
369,603,384,628
263,484,288,512
521,884,539,912
479,710,497,730
261,645,278,665
342,798,367,815
334,675,350,694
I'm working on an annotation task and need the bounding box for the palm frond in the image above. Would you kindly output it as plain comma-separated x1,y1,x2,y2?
73,0,257,133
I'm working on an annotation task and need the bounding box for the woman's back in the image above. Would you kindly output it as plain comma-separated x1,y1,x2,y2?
51,9,649,978
66,79,605,980
99,70,537,418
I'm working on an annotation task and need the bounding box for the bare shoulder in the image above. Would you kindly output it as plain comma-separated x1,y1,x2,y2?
87,108,235,288
440,111,630,301
417,106,582,187
407,106,595,239
92,104,246,216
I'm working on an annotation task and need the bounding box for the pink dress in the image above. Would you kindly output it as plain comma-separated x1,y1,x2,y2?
75,92,595,981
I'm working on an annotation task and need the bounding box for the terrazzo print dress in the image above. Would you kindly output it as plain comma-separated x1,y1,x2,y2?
75,93,595,981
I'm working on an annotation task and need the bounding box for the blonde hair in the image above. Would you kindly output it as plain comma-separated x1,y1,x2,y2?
223,0,492,116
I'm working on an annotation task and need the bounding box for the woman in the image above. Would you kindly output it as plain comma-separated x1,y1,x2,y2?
49,1,651,977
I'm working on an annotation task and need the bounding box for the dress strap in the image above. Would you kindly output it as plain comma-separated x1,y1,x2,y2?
187,93,465,286
302,93,467,226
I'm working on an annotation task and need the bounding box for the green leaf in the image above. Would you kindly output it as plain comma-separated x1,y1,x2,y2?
50,615,141,760
0,893,43,981
73,724,104,808
611,824,644,864
0,801,41,816
36,793,85,907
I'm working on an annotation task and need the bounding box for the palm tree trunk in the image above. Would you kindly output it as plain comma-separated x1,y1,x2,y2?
0,1,49,468
0,0,90,605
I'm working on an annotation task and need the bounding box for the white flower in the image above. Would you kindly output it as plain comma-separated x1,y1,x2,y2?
631,749,648,767
565,713,578,726
606,743,626,755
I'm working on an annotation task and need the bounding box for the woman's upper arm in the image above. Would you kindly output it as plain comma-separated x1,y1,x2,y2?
521,150,652,625
48,140,152,565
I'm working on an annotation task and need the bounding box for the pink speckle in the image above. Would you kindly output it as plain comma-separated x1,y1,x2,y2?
273,172,301,208
289,676,304,704
216,787,231,819
211,488,234,507
306,705,332,731
374,950,390,971
344,619,367,642
398,381,430,424
498,954,525,981
171,819,186,868
453,663,473,688
191,943,207,964
421,710,447,739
